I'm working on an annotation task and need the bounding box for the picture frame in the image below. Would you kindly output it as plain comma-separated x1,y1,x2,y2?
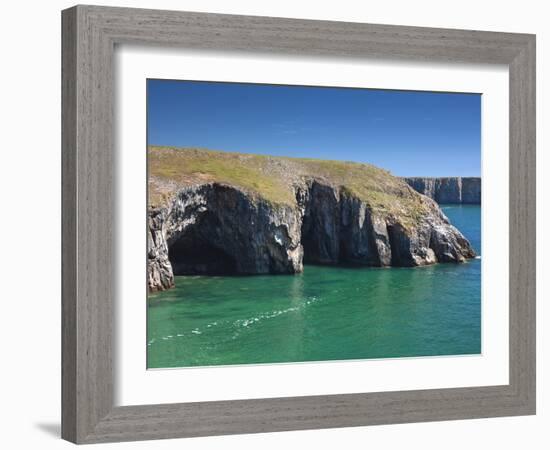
61,4,536,444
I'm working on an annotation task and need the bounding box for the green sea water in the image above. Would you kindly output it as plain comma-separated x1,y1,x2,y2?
147,205,481,368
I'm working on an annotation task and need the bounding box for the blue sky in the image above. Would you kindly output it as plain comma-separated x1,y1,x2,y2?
147,80,481,177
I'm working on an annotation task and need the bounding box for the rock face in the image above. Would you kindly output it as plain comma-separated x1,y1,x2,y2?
298,181,392,266
402,177,481,204
148,184,303,292
148,179,476,292
461,177,482,204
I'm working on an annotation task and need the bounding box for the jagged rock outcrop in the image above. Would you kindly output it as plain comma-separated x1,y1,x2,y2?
148,208,175,291
148,179,476,292
148,183,303,291
297,181,392,266
402,177,481,204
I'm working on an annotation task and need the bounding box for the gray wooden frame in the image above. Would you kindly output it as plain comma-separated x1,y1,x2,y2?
62,4,536,444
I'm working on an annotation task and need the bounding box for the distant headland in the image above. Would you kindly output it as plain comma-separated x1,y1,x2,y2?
402,177,481,204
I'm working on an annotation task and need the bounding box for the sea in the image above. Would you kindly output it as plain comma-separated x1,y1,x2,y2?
147,205,481,368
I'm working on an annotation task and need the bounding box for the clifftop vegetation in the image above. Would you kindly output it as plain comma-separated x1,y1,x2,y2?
148,146,429,224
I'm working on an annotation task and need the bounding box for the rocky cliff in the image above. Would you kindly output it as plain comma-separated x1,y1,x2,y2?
148,147,476,292
402,177,481,204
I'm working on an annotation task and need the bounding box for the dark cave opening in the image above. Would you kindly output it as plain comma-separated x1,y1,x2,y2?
300,211,327,264
300,213,339,265
300,219,317,264
168,233,237,275
167,211,238,276
298,182,342,265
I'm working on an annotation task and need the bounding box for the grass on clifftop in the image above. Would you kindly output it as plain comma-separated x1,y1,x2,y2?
149,147,294,205
148,146,429,224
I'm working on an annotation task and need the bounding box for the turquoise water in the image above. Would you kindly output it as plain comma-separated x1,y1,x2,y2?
147,205,481,368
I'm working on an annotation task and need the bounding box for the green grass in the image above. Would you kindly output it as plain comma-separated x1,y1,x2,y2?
148,146,429,226
149,147,294,205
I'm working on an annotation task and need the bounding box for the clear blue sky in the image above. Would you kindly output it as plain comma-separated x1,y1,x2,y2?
147,79,481,177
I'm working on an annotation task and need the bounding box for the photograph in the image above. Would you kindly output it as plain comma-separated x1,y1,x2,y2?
146,79,482,369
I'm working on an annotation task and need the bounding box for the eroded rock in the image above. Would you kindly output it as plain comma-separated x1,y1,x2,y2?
148,180,476,292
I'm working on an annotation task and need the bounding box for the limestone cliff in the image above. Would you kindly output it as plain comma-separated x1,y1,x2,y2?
402,177,481,204
148,147,476,292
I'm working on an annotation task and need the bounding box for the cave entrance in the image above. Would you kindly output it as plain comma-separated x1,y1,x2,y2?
300,209,340,265
167,215,238,275
168,234,237,275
